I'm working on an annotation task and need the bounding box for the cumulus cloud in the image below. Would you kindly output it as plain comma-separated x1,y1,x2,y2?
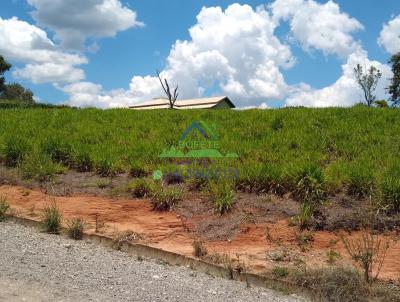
378,15,400,54
270,0,363,57
27,0,143,50
0,17,86,84
109,4,295,108
285,50,392,107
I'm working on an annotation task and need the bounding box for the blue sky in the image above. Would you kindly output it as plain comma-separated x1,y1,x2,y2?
0,0,399,108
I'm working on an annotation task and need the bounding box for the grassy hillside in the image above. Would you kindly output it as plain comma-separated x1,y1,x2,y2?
1,106,400,209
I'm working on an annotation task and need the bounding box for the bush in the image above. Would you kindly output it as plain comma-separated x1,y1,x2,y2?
66,217,86,240
272,266,289,278
128,178,152,198
43,138,72,165
19,152,63,182
95,158,117,177
381,176,400,213
208,181,235,214
42,202,62,234
3,136,29,167
294,165,326,202
150,183,183,211
0,196,10,221
347,166,375,199
73,150,93,172
292,267,369,302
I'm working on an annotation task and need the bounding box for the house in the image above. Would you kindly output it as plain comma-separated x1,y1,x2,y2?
129,96,235,110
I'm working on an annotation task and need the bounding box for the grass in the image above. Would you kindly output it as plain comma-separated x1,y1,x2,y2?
66,217,86,240
150,182,183,211
0,196,10,221
0,106,399,211
128,178,152,198
192,240,208,257
42,202,62,234
208,181,235,214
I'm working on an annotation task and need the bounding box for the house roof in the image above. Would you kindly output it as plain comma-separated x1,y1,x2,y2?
129,96,235,110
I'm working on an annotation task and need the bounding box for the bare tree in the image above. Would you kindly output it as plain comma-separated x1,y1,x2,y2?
354,64,382,107
157,70,178,109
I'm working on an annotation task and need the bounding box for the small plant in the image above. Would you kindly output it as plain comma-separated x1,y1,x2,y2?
0,196,10,221
192,240,208,258
341,230,390,283
66,217,86,240
4,136,29,167
326,249,340,265
296,231,314,252
74,151,93,172
294,165,326,202
380,175,400,213
96,158,117,177
208,181,235,214
128,178,152,198
129,163,147,178
347,167,374,199
297,201,314,230
42,201,62,234
150,183,183,211
271,116,284,131
96,179,112,189
19,152,63,182
272,266,289,278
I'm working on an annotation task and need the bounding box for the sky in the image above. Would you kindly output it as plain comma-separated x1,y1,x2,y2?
0,0,399,108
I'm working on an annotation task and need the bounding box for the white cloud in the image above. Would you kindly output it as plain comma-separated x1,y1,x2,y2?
285,50,392,107
113,4,295,108
27,0,143,50
270,0,363,57
378,15,400,55
0,17,86,84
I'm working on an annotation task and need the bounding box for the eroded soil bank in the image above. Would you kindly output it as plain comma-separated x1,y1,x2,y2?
1,185,399,281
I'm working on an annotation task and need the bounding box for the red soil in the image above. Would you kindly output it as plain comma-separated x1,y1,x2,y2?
1,185,399,281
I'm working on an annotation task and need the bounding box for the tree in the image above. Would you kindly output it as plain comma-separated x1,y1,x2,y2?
0,55,12,93
1,83,34,103
354,64,382,107
157,70,178,109
388,52,400,107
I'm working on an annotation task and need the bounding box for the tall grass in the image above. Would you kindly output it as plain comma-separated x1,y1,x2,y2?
0,107,399,207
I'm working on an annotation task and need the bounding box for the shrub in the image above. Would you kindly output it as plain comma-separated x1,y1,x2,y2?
66,217,86,240
4,136,29,167
297,201,314,230
150,183,183,211
381,176,400,213
192,240,208,258
294,165,326,202
292,267,369,302
19,152,63,182
347,167,375,199
73,150,93,172
341,230,390,283
0,196,10,221
96,158,117,177
208,181,235,214
43,138,72,165
128,178,152,198
272,266,289,278
42,202,62,234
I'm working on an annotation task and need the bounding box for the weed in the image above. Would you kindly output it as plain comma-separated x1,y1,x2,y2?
347,167,375,199
291,267,369,302
96,158,117,177
208,181,235,214
19,152,63,182
294,165,326,202
271,116,284,131
66,217,86,240
150,183,183,211
128,178,152,198
272,266,289,278
129,163,147,178
96,179,112,189
341,230,390,283
3,136,29,167
0,196,10,221
381,176,400,213
192,240,208,258
297,201,314,230
295,231,314,252
42,201,62,234
326,249,340,265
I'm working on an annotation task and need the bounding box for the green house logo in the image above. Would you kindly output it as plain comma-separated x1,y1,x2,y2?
160,120,239,159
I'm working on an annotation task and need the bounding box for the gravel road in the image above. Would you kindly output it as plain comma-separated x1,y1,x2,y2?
0,221,308,302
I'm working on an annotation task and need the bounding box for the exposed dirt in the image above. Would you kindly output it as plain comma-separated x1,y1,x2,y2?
1,184,399,281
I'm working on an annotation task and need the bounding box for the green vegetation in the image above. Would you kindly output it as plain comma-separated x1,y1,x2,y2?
150,182,183,211
128,178,153,198
66,217,86,240
0,196,10,221
272,266,289,278
0,107,400,212
208,181,235,214
42,202,62,234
